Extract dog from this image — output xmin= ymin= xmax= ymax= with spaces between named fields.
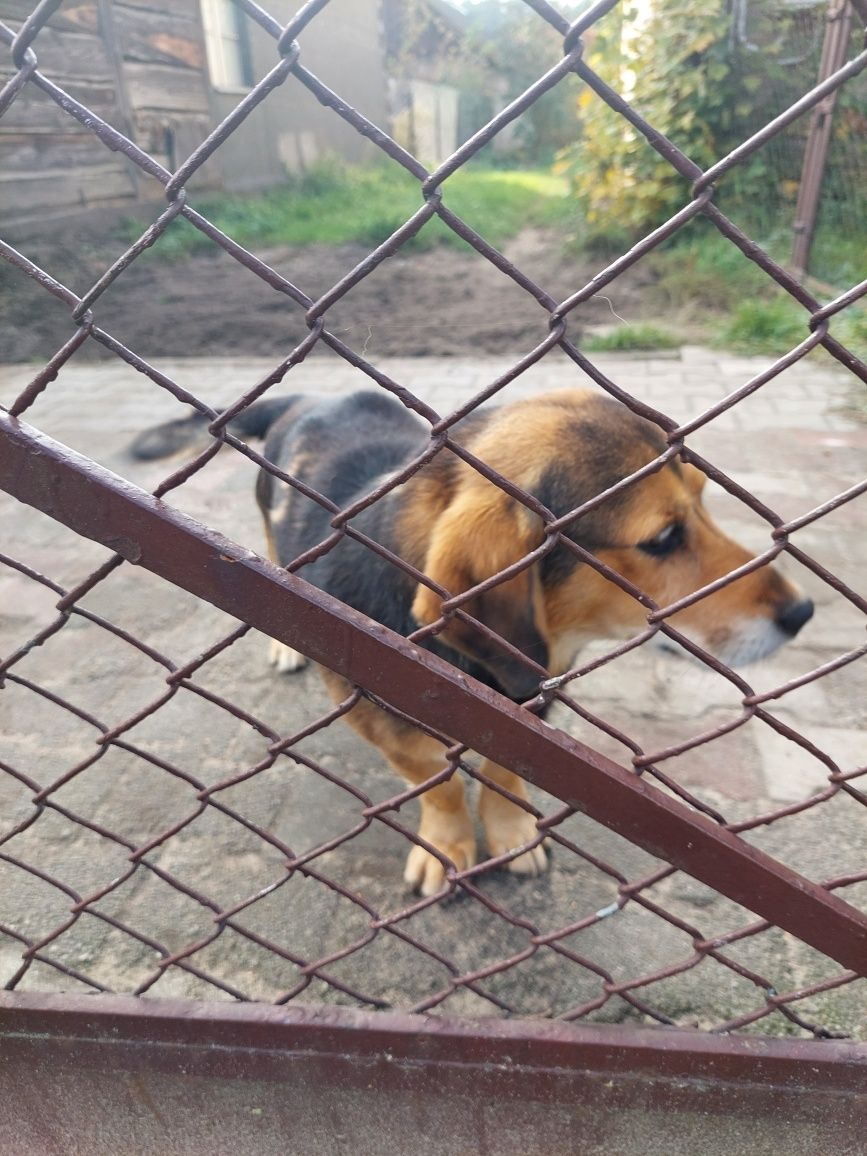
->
xmin=131 ymin=389 xmax=814 ymax=894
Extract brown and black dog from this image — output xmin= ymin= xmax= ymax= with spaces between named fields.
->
xmin=132 ymin=389 xmax=813 ymax=894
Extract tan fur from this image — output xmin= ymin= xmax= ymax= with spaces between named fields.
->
xmin=411 ymin=391 xmax=801 ymax=675
xmin=319 ymin=670 xmax=544 ymax=894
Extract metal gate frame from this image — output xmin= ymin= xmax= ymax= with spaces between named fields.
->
xmin=3 ymin=0 xmax=867 ymax=1148
xmin=2 ymin=412 xmax=867 ymax=978
xmin=1 ymin=406 xmax=866 ymax=1151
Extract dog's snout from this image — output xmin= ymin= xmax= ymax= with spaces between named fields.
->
xmin=775 ymin=597 xmax=814 ymax=638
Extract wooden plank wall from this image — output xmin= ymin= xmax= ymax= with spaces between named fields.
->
xmin=111 ymin=0 xmax=211 ymax=177
xmin=0 ymin=0 xmax=214 ymax=224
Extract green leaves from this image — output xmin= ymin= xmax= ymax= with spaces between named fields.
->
xmin=557 ymin=0 xmax=806 ymax=244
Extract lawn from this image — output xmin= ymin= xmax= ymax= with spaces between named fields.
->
xmin=121 ymin=163 xmax=576 ymax=257
xmin=649 ymin=224 xmax=866 ymax=359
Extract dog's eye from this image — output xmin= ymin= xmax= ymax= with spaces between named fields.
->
xmin=638 ymin=522 xmax=685 ymax=557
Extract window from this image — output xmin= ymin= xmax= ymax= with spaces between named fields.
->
xmin=201 ymin=0 xmax=254 ymax=92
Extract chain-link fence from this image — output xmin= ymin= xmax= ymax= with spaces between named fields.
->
xmin=726 ymin=0 xmax=867 ymax=277
xmin=1 ymin=0 xmax=866 ymax=1067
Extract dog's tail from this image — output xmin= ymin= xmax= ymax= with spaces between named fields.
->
xmin=128 ymin=395 xmax=301 ymax=460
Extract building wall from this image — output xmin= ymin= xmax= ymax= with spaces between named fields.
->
xmin=112 ymin=0 xmax=213 ymax=180
xmin=1 ymin=2 xmax=135 ymax=221
xmin=206 ymin=0 xmax=389 ymax=192
xmin=390 ymin=78 xmax=459 ymax=169
xmin=0 ymin=0 xmax=388 ymax=223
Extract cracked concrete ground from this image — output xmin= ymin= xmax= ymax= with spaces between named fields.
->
xmin=1 ymin=347 xmax=865 ymax=1038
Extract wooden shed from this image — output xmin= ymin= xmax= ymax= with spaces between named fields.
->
xmin=0 ymin=0 xmax=389 ymax=225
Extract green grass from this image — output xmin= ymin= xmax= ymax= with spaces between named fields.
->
xmin=718 ymin=294 xmax=866 ymax=360
xmin=718 ymin=294 xmax=807 ymax=355
xmin=583 ymin=323 xmax=679 ymax=352
xmin=651 ymin=228 xmax=768 ymax=314
xmin=809 ymin=222 xmax=866 ymax=291
xmin=837 ymin=306 xmax=867 ymax=362
xmin=649 ymin=221 xmax=867 ymax=359
xmin=119 ymin=163 xmax=574 ymax=258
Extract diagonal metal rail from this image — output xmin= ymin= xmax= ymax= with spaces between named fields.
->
xmin=2 ymin=410 xmax=866 ymax=980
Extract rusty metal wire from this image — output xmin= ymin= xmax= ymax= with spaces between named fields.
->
xmin=1 ymin=0 xmax=866 ymax=1040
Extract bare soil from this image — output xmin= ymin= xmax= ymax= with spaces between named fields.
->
xmin=1 ymin=227 xmax=661 ymax=363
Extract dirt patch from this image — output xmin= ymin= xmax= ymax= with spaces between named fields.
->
xmin=1 ymin=227 xmax=662 ymax=363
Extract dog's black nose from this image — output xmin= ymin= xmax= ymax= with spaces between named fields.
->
xmin=776 ymin=598 xmax=814 ymax=637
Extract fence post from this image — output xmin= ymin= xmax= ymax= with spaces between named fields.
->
xmin=791 ymin=0 xmax=853 ymax=276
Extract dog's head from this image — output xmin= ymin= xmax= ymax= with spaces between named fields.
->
xmin=412 ymin=390 xmax=813 ymax=698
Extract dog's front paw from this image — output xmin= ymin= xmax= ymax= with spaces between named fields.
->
xmin=480 ymin=797 xmax=548 ymax=878
xmin=404 ymin=832 xmax=476 ymax=897
xmin=268 ymin=638 xmax=308 ymax=673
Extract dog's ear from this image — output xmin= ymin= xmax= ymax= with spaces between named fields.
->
xmin=412 ymin=487 xmax=548 ymax=700
xmin=680 ymin=461 xmax=707 ymax=497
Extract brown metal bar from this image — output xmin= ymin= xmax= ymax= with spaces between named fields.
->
xmin=1 ymin=992 xmax=865 ymax=1156
xmin=791 ymin=0 xmax=853 ymax=276
xmin=1 ymin=991 xmax=865 ymax=1091
xmin=2 ymin=411 xmax=866 ymax=980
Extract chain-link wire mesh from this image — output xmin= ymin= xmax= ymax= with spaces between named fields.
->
xmin=1 ymin=0 xmax=866 ymax=1040
xmin=720 ymin=0 xmax=867 ymax=277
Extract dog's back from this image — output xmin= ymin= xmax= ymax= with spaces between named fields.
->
xmin=257 ymin=391 xmax=434 ymax=638
xmin=258 ymin=392 xmax=424 ymax=532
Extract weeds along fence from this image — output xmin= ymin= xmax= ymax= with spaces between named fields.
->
xmin=1 ymin=1 xmax=867 ymax=1149
xmin=715 ymin=0 xmax=867 ymax=278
